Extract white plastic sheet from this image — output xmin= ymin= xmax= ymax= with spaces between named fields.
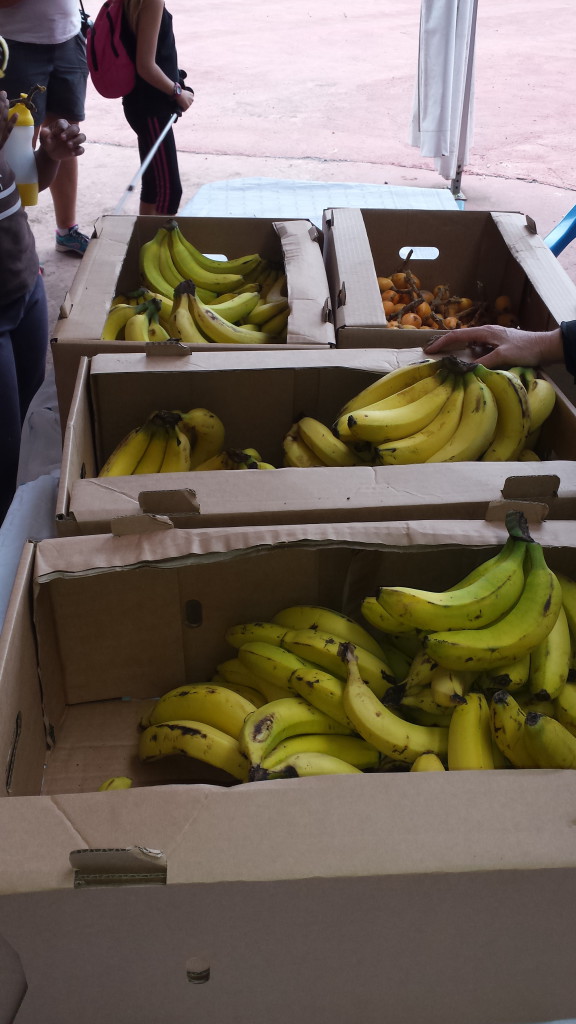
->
xmin=409 ymin=0 xmax=478 ymax=184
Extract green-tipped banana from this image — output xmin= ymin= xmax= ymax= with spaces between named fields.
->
xmin=138 ymin=720 xmax=249 ymax=781
xmin=424 ymin=541 xmax=562 ymax=672
xmin=139 ymin=683 xmax=256 ymax=737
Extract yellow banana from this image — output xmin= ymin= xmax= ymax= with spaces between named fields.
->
xmin=215 ymin=681 xmax=267 ymax=708
xmin=138 ymin=720 xmax=249 ymax=781
xmin=429 ymin=666 xmax=472 ymax=708
xmin=124 ymin=307 xmax=153 ymax=342
xmin=258 ymin=751 xmax=362 ymax=780
xmin=376 ymin=536 xmax=527 ymax=632
xmin=338 ymin=358 xmax=439 ymax=417
xmin=287 ymin=663 xmax=351 ymax=727
xmin=282 ymin=424 xmax=324 ymax=468
xmin=159 ymin=420 xmax=192 ymax=472
xmin=426 ymin=371 xmax=499 ymax=462
xmin=98 ymin=419 xmax=156 ymax=477
xmin=281 ymin=628 xmax=396 ymax=698
xmin=246 ymin=298 xmax=289 ymax=326
xmin=101 ymin=300 xmax=149 ymax=341
xmin=261 ymin=733 xmax=380 ymax=771
xmin=132 ymin=418 xmax=170 ymax=474
xmin=259 ymin=307 xmax=290 ymax=339
xmin=474 ymin=365 xmax=530 ymax=461
xmin=239 ymin=696 xmax=353 ymax=770
xmin=178 ymin=407 xmax=226 ymax=469
xmin=360 ymin=595 xmax=419 ymax=636
xmin=296 ymin=417 xmax=359 ymax=467
xmin=216 ymin=657 xmax=292 ymax=703
xmin=225 ymin=621 xmax=289 ymax=650
xmin=98 ymin=776 xmax=133 ymax=791
xmin=341 ymin=373 xmax=455 ymax=444
xmin=165 ymin=222 xmax=244 ymax=294
xmin=272 ymin=605 xmax=388 ymax=661
xmin=237 ymin=641 xmax=306 ymax=692
xmin=424 ymin=541 xmax=562 ymax=673
xmin=557 ymin=573 xmax=576 ymax=636
xmin=554 ymin=681 xmax=576 ymax=736
xmin=375 ymin=376 xmax=465 ymax=465
xmin=203 ymin=290 xmax=260 ymax=323
xmin=341 ymin=644 xmax=448 ymax=765
xmin=483 ymin=653 xmax=531 ymax=692
xmin=447 ymin=693 xmax=494 ymax=769
xmin=139 ymin=230 xmax=175 ymax=300
xmin=525 ymin=376 xmax=556 ymax=431
xmin=518 ymin=449 xmax=541 ymax=462
xmin=190 ymin=287 xmax=272 ymax=343
xmin=523 ymin=711 xmax=576 ymax=768
xmin=158 ymin=227 xmax=185 ymax=290
xmin=139 ymin=683 xmax=256 ymax=736
xmin=410 ymin=752 xmax=446 ymax=772
xmin=489 ymin=690 xmax=537 ymax=768
xmin=528 ymin=604 xmax=571 ymax=700
xmin=346 ymin=371 xmax=444 ymax=417
xmin=167 ymin=220 xmax=261 ymax=276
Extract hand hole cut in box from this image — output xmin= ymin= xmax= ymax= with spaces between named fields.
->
xmin=399 ymin=246 xmax=440 ymax=261
xmin=185 ymin=599 xmax=203 ymax=628
xmin=185 ymin=954 xmax=211 ymax=984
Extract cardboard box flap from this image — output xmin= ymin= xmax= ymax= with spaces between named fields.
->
xmin=138 ymin=489 xmax=200 ymax=515
xmin=274 ymin=219 xmax=335 ymax=345
xmin=69 ymin=846 xmax=167 ymax=887
xmin=490 ymin=211 xmax=576 ymax=323
xmin=324 ymin=208 xmax=385 ymax=326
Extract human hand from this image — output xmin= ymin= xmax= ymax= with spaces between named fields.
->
xmin=0 ymin=90 xmax=17 ymax=150
xmin=176 ymin=88 xmax=194 ymax=113
xmin=38 ymin=119 xmax=85 ymax=161
xmin=422 ymin=323 xmax=563 ymax=369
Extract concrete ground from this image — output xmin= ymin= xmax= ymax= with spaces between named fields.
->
xmin=24 ymin=0 xmax=576 ymax=330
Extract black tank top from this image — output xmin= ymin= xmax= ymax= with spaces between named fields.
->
xmin=123 ymin=6 xmax=180 ymax=115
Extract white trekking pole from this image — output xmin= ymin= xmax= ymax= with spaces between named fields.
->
xmin=113 ymin=112 xmax=179 ymax=214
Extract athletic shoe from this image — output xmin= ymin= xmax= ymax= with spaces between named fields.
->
xmin=55 ymin=226 xmax=90 ymax=256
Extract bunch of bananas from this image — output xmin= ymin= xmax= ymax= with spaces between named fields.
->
xmin=98 ymin=407 xmax=275 ymax=476
xmin=100 ymin=220 xmax=290 ymax=344
xmin=282 ymin=355 xmax=555 ymax=468
xmin=377 ymin=265 xmax=519 ymax=331
xmin=359 ymin=510 xmax=576 ymax=769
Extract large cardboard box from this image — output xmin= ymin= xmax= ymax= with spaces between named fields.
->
xmin=322 ymin=207 xmax=576 ymax=355
xmin=55 ymin=347 xmax=576 ymax=535
xmin=2 ymin=519 xmax=576 ymax=1023
xmin=51 ymin=214 xmax=336 ymax=429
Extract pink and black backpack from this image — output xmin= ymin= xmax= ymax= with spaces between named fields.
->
xmin=86 ymin=0 xmax=136 ymax=99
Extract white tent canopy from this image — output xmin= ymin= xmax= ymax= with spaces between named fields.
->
xmin=409 ymin=0 xmax=479 ymax=195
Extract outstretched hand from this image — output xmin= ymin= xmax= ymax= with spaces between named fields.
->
xmin=38 ymin=119 xmax=85 ymax=162
xmin=422 ymin=324 xmax=563 ymax=369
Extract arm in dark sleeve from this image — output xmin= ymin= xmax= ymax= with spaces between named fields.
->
xmin=561 ymin=321 xmax=576 ymax=379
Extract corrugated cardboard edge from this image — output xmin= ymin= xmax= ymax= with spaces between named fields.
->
xmin=274 ymin=219 xmax=335 ymax=346
xmin=322 ymin=208 xmax=385 ymax=331
xmin=491 ymin=211 xmax=576 ymax=323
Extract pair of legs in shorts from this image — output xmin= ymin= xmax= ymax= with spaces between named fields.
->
xmin=1 ymin=33 xmax=89 ymax=254
xmin=0 ymin=272 xmax=48 ymax=522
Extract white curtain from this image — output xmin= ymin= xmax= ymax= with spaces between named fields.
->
xmin=409 ymin=0 xmax=478 ymax=183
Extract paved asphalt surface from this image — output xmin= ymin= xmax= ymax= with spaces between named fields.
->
xmin=21 ymin=0 xmax=576 ymax=330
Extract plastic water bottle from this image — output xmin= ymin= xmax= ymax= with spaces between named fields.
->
xmin=3 ymin=94 xmax=38 ymax=207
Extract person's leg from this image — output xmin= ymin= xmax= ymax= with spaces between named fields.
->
xmin=11 ymin=273 xmax=49 ymax=424
xmin=0 ymin=292 xmax=28 ymax=522
xmin=124 ymin=104 xmax=182 ymax=216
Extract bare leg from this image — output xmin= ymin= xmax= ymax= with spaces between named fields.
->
xmin=50 ymin=156 xmax=79 ymax=230
xmin=139 ymin=201 xmax=157 ymax=215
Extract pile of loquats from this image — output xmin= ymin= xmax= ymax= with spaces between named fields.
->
xmin=378 ymin=265 xmax=519 ymax=332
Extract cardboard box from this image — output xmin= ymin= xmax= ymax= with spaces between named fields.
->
xmin=322 ymin=208 xmax=576 ymax=352
xmin=51 ymin=214 xmax=336 ymax=429
xmin=56 ymin=347 xmax=576 ymax=536
xmin=2 ymin=519 xmax=576 ymax=1023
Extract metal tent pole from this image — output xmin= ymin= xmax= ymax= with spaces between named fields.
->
xmin=450 ymin=0 xmax=479 ymax=201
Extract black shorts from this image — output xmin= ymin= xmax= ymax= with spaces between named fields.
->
xmin=1 ymin=33 xmax=88 ymax=125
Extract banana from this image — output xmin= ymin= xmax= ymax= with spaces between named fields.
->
xmin=98 ymin=419 xmax=156 ymax=477
xmin=400 ymin=684 xmax=454 ymax=718
xmin=398 ymin=648 xmax=439 ymax=696
xmin=424 ymin=541 xmax=562 ymax=673
xmin=523 ymin=711 xmax=576 ymax=769
xmin=138 ymin=720 xmax=249 ymax=781
xmin=264 ymin=272 xmax=287 ymax=302
xmin=216 ymin=657 xmax=292 ymax=703
xmin=360 ymin=595 xmax=419 ymax=636
xmin=516 ymin=692 xmax=555 ymax=716
xmin=158 ymin=228 xmax=185 ymax=291
xmin=429 ymin=666 xmax=472 ymax=708
xmin=139 ymin=683 xmax=256 ymax=736
xmin=483 ymin=653 xmax=531 ymax=692
xmin=426 ymin=371 xmax=499 ymax=462
xmin=554 ymin=681 xmax=576 ymax=736
xmin=246 ymin=298 xmax=289 ymax=326
xmin=132 ymin=418 xmax=170 ymax=474
xmin=147 ymin=306 xmax=172 ymax=342
xmin=190 ymin=287 xmax=271 ymax=343
xmin=489 ymin=690 xmax=538 ymax=768
xmin=281 ymin=628 xmax=396 ymax=698
xmin=525 ymin=376 xmax=556 ymax=431
xmin=528 ymin=604 xmax=571 ymax=700
xmin=133 ymin=288 xmax=173 ymax=324
xmin=341 ymin=644 xmax=448 ymax=765
xmin=282 ymin=424 xmax=324 ymax=468
xmin=287 ymin=663 xmax=351 ymax=727
xmin=260 ymin=307 xmax=290 ymax=339
xmin=258 ymin=751 xmax=362 ymax=780
xmin=338 ymin=358 xmax=439 ymax=417
xmin=178 ymin=407 xmax=226 ymax=469
xmin=346 ymin=371 xmax=444 ymax=417
xmin=101 ymin=300 xmax=149 ymax=341
xmin=376 ymin=536 xmax=527 ymax=632
xmin=410 ymin=752 xmax=446 ymax=772
xmin=272 ymin=605 xmax=388 ymax=661
xmin=139 ymin=230 xmax=176 ymax=300
xmin=261 ymin=733 xmax=380 ymax=771
xmin=225 ymin=621 xmax=289 ymax=650
xmin=159 ymin=419 xmax=192 ymax=472
xmin=296 ymin=417 xmax=359 ymax=467
xmin=169 ymin=285 xmax=209 ymax=344
xmin=340 ymin=373 xmax=455 ymax=444
xmin=165 ymin=222 xmax=245 ymax=294
xmin=375 ymin=375 xmax=465 ymax=465
xmin=167 ymin=220 xmax=262 ymax=276
xmin=239 ymin=697 xmax=353 ymax=770
xmin=474 ymin=365 xmax=530 ymax=461
xmin=204 ymin=290 xmax=260 ymax=323
xmin=216 ymin=681 xmax=267 ymax=708
xmin=98 ymin=776 xmax=133 ymax=791
xmin=556 ymin=573 xmax=576 ymax=637
xmin=237 ymin=641 xmax=307 ymax=691
xmin=125 ymin=307 xmax=153 ymax=342
xmin=447 ymin=692 xmax=494 ymax=769
xmin=193 ymin=451 xmax=238 ymax=471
